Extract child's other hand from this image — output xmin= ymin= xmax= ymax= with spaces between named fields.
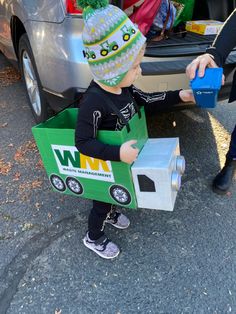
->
xmin=179 ymin=89 xmax=195 ymax=103
xmin=120 ymin=140 xmax=139 ymax=164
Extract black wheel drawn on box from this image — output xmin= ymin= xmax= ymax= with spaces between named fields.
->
xmin=50 ymin=174 xmax=66 ymax=192
xmin=66 ymin=177 xmax=84 ymax=195
xmin=109 ymin=185 xmax=131 ymax=205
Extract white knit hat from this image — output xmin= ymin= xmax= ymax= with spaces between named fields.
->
xmin=78 ymin=0 xmax=146 ymax=86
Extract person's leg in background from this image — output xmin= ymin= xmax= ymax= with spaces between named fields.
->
xmin=212 ymin=124 xmax=236 ymax=194
xmin=226 ymin=124 xmax=236 ymax=161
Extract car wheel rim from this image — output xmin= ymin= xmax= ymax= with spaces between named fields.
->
xmin=22 ymin=50 xmax=41 ymax=117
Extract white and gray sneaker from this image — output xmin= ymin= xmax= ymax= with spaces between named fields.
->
xmin=105 ymin=211 xmax=130 ymax=229
xmin=83 ymin=232 xmax=120 ymax=259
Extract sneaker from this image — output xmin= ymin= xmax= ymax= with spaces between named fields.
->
xmin=212 ymin=160 xmax=236 ymax=194
xmin=105 ymin=211 xmax=130 ymax=229
xmin=83 ymin=232 xmax=120 ymax=259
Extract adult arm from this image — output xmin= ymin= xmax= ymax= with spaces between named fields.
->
xmin=186 ymin=9 xmax=236 ymax=79
xmin=207 ymin=9 xmax=236 ymax=67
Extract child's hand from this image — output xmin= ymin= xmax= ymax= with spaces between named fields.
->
xmin=179 ymin=89 xmax=195 ymax=103
xmin=120 ymin=140 xmax=139 ymax=164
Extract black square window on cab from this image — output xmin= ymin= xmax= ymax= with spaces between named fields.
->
xmin=137 ymin=175 xmax=156 ymax=192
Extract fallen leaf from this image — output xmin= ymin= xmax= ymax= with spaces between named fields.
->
xmin=36 ymin=159 xmax=44 ymax=169
xmin=19 ymin=179 xmax=43 ymax=193
xmin=31 ymin=179 xmax=43 ymax=189
xmin=13 ymin=171 xmax=21 ymax=181
xmin=21 ymin=223 xmax=34 ymax=231
xmin=14 ymin=150 xmax=25 ymax=163
xmin=0 ymin=122 xmax=8 ymax=128
xmin=0 ymin=66 xmax=21 ymax=87
xmin=25 ymin=141 xmax=37 ymax=151
xmin=0 ymin=159 xmax=12 ymax=175
xmin=20 ymin=194 xmax=29 ymax=202
xmin=14 ymin=140 xmax=38 ymax=164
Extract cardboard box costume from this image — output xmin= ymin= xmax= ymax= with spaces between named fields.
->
xmin=32 ymin=107 xmax=185 ymax=211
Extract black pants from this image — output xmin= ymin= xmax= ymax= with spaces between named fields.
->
xmin=88 ymin=200 xmax=113 ymax=240
xmin=226 ymin=124 xmax=236 ymax=161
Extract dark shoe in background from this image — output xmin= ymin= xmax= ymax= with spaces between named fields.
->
xmin=212 ymin=160 xmax=236 ymax=194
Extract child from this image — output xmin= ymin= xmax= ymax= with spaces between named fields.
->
xmin=75 ymin=0 xmax=194 ymax=259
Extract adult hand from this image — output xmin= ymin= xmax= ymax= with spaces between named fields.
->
xmin=186 ymin=53 xmax=225 ymax=85
xmin=120 ymin=140 xmax=139 ymax=164
xmin=186 ymin=54 xmax=218 ymax=78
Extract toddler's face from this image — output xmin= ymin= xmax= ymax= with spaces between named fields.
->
xmin=118 ymin=48 xmax=144 ymax=88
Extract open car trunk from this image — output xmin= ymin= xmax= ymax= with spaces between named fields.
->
xmin=113 ymin=0 xmax=236 ymax=57
xmin=146 ymin=33 xmax=215 ymax=58
xmin=146 ymin=0 xmax=236 ymax=57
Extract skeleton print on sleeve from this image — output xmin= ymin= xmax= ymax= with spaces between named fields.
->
xmin=93 ymin=110 xmax=101 ymax=137
xmin=115 ymin=102 xmax=136 ymax=130
xmin=130 ymin=85 xmax=181 ymax=112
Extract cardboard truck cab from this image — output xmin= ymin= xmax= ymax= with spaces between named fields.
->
xmin=32 ymin=108 xmax=185 ymax=211
xmin=132 ymin=138 xmax=185 ymax=211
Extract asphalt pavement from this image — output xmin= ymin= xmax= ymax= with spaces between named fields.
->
xmin=0 ymin=52 xmax=236 ymax=314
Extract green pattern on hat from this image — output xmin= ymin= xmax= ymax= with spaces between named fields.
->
xmin=85 ymin=31 xmax=143 ymax=65
xmin=78 ymin=0 xmax=146 ymax=87
xmin=83 ymin=14 xmax=127 ymax=46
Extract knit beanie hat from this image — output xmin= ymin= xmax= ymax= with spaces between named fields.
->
xmin=77 ymin=0 xmax=146 ymax=87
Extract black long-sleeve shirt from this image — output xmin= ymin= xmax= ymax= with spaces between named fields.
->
xmin=75 ymin=81 xmax=181 ymax=161
xmin=206 ymin=9 xmax=236 ymax=67
xmin=206 ymin=8 xmax=236 ymax=102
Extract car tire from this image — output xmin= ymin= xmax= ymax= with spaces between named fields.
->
xmin=19 ymin=33 xmax=50 ymax=123
xmin=66 ymin=177 xmax=84 ymax=195
xmin=109 ymin=185 xmax=131 ymax=205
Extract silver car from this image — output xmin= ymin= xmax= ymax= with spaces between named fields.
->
xmin=0 ymin=0 xmax=236 ymax=123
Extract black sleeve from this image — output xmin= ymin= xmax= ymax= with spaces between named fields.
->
xmin=206 ymin=9 xmax=236 ymax=67
xmin=75 ymin=93 xmax=121 ymax=161
xmin=130 ymin=85 xmax=181 ymax=113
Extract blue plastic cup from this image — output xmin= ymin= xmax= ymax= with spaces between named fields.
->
xmin=190 ymin=68 xmax=223 ymax=108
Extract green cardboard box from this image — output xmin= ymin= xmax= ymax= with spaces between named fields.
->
xmin=32 ymin=108 xmax=148 ymax=209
